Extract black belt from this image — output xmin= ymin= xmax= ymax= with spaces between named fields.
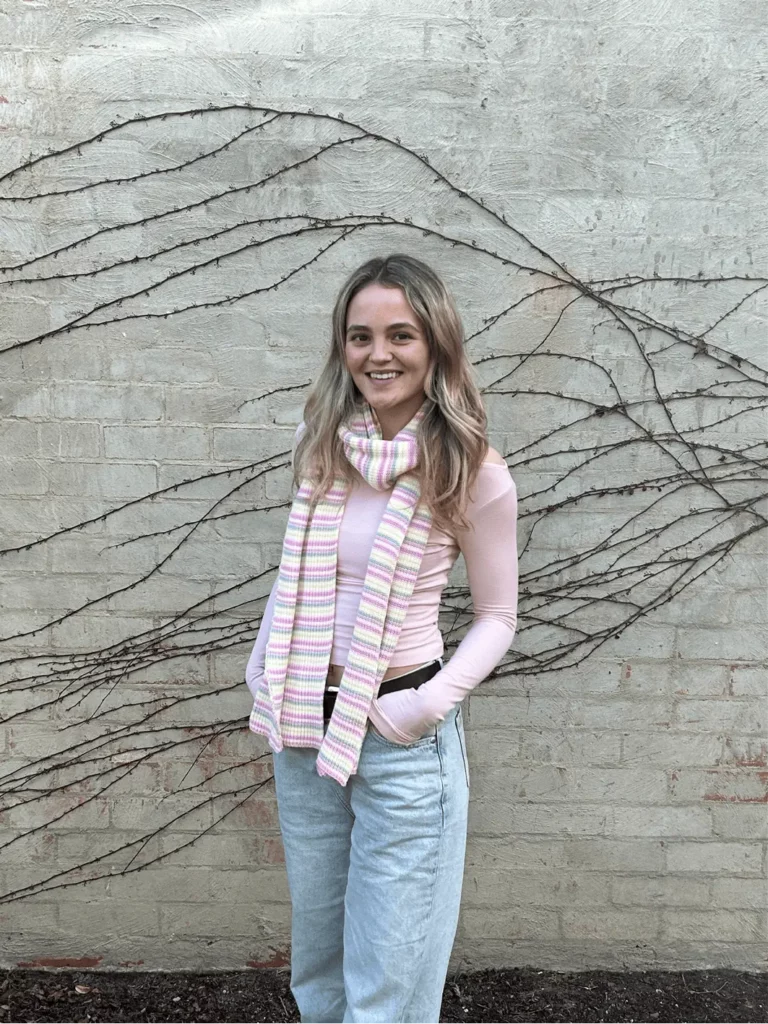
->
xmin=323 ymin=660 xmax=442 ymax=720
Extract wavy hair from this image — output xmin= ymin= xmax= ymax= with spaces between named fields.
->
xmin=293 ymin=253 xmax=489 ymax=533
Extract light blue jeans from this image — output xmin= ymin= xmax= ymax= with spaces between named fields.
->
xmin=272 ymin=703 xmax=470 ymax=1024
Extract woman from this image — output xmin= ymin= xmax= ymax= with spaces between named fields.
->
xmin=245 ymin=253 xmax=518 ymax=1024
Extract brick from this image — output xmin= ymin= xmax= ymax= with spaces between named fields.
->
xmin=424 ymin=20 xmax=541 ymax=64
xmin=670 ymin=768 xmax=768 ymax=804
xmin=464 ymin=728 xmax=521 ymax=765
xmin=5 ymin=794 xmax=110 ymax=831
xmin=460 ymin=906 xmax=560 ymax=941
xmin=0 ymin=419 xmax=40 ymax=457
xmin=669 ymin=663 xmax=730 ymax=697
xmin=159 ymin=900 xmax=290 ymax=937
xmin=721 ymin=737 xmax=768 ymax=769
xmin=313 ymin=16 xmax=425 ymax=58
xmin=675 ymin=698 xmax=766 ymax=734
xmin=0 ymin=460 xmax=47 ymax=495
xmin=467 ymin=695 xmax=569 ymax=730
xmin=56 ymin=831 xmax=150 ymax=866
xmin=0 ymin=830 xmax=57 ymax=864
xmin=470 ymin=802 xmax=615 ymax=837
xmin=711 ymin=804 xmax=768 ymax=840
xmin=465 ymin=868 xmax=610 ymax=908
xmin=712 ymin=878 xmax=768 ymax=910
xmin=466 ymin=837 xmax=568 ymax=871
xmin=104 ymin=426 xmax=208 ymax=461
xmin=45 ymin=461 xmax=157 ymax=497
xmin=471 ymin=766 xmax=668 ymax=805
xmin=518 ymin=730 xmax=622 ymax=765
xmin=59 ymin=901 xmax=161 ymax=936
xmin=53 ymin=383 xmax=163 ymax=421
xmin=38 ymin=422 xmax=102 ymax=459
xmin=561 ymin=909 xmax=660 ymax=941
xmin=49 ymin=535 xmax=158 ymax=575
xmin=105 ymin=348 xmax=216 ymax=384
xmin=210 ymin=868 xmax=290 ymax=903
xmin=662 ymin=909 xmax=766 ymax=942
xmin=110 ymin=796 xmax=214 ymax=832
xmin=178 ymin=16 xmax=311 ymax=56
xmin=611 ymin=876 xmax=711 ymax=908
xmin=730 ymin=667 xmax=767 ymax=697
xmin=261 ymin=836 xmax=286 ymax=865
xmin=159 ymin=833 xmax=263 ymax=868
xmin=165 ymin=386 xmax=257 ymax=425
xmin=494 ymin=660 xmax=621 ymax=697
xmin=0 ymin=902 xmax=58 ymax=936
xmin=674 ymin=627 xmax=768 ymax=662
xmin=611 ymin=807 xmax=712 ymax=838
xmin=564 ymin=839 xmax=665 ymax=874
xmin=666 ymin=842 xmax=763 ymax=875
xmin=162 ymin=756 xmax=271 ymax=794
xmin=2 ymin=575 xmax=95 ymax=611
xmin=212 ymin=426 xmax=295 ymax=463
xmin=622 ymin=732 xmax=722 ymax=768
xmin=571 ymin=699 xmax=672 ymax=730
xmin=157 ymin=539 xmax=261 ymax=579
xmin=0 ymin=381 xmax=52 ymax=418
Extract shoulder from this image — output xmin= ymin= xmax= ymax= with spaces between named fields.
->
xmin=466 ymin=449 xmax=516 ymax=516
xmin=482 ymin=446 xmax=506 ymax=466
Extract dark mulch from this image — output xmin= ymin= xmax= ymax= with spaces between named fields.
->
xmin=1 ymin=967 xmax=767 ymax=1023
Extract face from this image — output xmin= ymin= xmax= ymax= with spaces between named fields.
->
xmin=344 ymin=283 xmax=432 ymax=438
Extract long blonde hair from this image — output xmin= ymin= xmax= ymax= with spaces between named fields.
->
xmin=294 ymin=253 xmax=489 ymax=533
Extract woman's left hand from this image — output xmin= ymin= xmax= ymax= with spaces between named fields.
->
xmin=369 ymin=687 xmax=439 ymax=745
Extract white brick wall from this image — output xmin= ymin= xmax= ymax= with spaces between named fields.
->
xmin=1 ymin=0 xmax=766 ymax=973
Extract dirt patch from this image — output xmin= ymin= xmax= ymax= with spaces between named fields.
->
xmin=1 ymin=967 xmax=766 ymax=1022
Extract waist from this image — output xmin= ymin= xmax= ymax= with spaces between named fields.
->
xmin=326 ymin=661 xmax=427 ymax=688
xmin=323 ymin=659 xmax=442 ymax=714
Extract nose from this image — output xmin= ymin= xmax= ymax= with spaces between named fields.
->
xmin=368 ymin=335 xmax=395 ymax=365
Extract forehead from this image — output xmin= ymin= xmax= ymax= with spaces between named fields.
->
xmin=346 ymin=283 xmax=420 ymax=325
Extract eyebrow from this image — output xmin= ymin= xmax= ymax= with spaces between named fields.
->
xmin=346 ymin=322 xmax=418 ymax=333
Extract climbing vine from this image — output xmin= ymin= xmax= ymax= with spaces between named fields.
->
xmin=1 ymin=104 xmax=765 ymax=903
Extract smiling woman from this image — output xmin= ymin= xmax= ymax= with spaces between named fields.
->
xmin=244 ymin=253 xmax=518 ymax=1024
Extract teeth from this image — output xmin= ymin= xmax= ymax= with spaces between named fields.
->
xmin=369 ymin=372 xmax=400 ymax=379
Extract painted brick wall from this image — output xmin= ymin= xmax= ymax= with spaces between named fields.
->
xmin=1 ymin=0 xmax=766 ymax=972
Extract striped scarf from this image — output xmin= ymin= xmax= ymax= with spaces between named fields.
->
xmin=248 ymin=399 xmax=434 ymax=785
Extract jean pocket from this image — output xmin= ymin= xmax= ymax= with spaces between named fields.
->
xmin=368 ymin=722 xmax=436 ymax=749
xmin=454 ymin=705 xmax=470 ymax=788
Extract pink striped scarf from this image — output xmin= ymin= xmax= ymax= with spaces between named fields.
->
xmin=248 ymin=399 xmax=433 ymax=785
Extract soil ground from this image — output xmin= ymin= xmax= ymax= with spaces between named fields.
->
xmin=2 ymin=967 xmax=767 ymax=1023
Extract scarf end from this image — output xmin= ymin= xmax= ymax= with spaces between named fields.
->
xmin=315 ymin=759 xmax=355 ymax=786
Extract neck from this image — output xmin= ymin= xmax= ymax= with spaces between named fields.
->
xmin=372 ymin=396 xmax=428 ymax=440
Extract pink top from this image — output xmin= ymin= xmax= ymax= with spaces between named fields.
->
xmin=245 ymin=455 xmax=518 ymax=745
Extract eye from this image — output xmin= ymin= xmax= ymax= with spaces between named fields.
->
xmin=393 ymin=332 xmax=412 ymax=341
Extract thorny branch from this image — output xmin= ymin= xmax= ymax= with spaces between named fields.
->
xmin=0 ymin=105 xmax=765 ymax=902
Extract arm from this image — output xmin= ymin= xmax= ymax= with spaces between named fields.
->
xmin=245 ymin=577 xmax=280 ymax=699
xmin=245 ymin=420 xmax=305 ymax=698
xmin=370 ymin=470 xmax=518 ymax=743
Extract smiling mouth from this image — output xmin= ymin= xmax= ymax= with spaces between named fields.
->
xmin=366 ymin=372 xmax=403 ymax=380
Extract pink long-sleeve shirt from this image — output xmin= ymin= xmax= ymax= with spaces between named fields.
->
xmin=245 ymin=455 xmax=518 ymax=745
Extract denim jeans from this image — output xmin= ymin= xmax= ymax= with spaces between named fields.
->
xmin=272 ymin=703 xmax=470 ymax=1024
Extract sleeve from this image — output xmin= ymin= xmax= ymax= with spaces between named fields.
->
xmin=369 ymin=469 xmax=518 ymax=744
xmin=244 ymin=420 xmax=305 ymax=699
xmin=244 ymin=577 xmax=280 ymax=699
